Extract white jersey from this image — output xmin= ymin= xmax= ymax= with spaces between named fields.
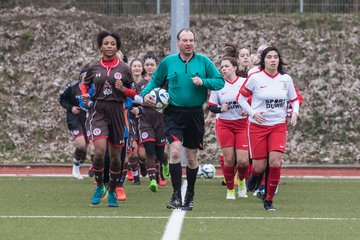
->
xmin=238 ymin=70 xmax=299 ymax=126
xmin=208 ymin=76 xmax=247 ymax=120
xmin=248 ymin=65 xmax=261 ymax=75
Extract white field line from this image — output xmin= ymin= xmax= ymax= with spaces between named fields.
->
xmin=0 ymin=215 xmax=359 ymax=221
xmin=161 ymin=180 xmax=188 ymax=240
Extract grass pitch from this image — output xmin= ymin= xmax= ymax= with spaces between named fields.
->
xmin=0 ymin=177 xmax=359 ymax=240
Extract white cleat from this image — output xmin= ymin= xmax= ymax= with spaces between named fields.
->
xmin=226 ymin=189 xmax=236 ymax=200
xmin=237 ymin=179 xmax=248 ymax=198
xmin=72 ymin=164 xmax=83 ymax=179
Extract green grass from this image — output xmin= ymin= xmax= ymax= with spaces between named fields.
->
xmin=0 ymin=177 xmax=359 ymax=240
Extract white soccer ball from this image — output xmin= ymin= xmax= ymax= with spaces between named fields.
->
xmin=149 ymin=88 xmax=170 ymax=110
xmin=201 ymin=164 xmax=216 ymax=179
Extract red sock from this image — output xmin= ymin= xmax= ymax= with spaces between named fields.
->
xmin=223 ymin=165 xmax=235 ymax=190
xmin=219 ymin=155 xmax=225 ymax=176
xmin=266 ymin=166 xmax=281 ymax=201
xmin=237 ymin=165 xmax=248 ymax=181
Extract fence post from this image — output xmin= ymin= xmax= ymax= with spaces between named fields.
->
xmin=157 ymin=0 xmax=161 ymax=14
xmin=300 ymin=0 xmax=304 ymax=13
xmin=170 ymin=0 xmax=190 ymax=54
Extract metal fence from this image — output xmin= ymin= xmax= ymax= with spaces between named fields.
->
xmin=1 ymin=0 xmax=359 ymax=14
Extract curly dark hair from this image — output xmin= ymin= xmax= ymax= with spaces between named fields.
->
xmin=96 ymin=31 xmax=121 ymax=51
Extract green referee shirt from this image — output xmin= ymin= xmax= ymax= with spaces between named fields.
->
xmin=141 ymin=52 xmax=224 ymax=107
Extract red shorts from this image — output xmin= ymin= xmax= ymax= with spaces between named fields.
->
xmin=216 ymin=118 xmax=248 ymax=150
xmin=248 ymin=122 xmax=288 ymax=160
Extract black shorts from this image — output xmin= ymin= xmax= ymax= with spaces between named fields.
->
xmin=67 ymin=112 xmax=88 ymax=141
xmin=163 ymin=105 xmax=204 ymax=150
xmin=86 ymin=100 xmax=125 ymax=146
xmin=139 ymin=107 xmax=166 ymax=146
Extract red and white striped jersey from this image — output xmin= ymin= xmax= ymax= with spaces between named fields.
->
xmin=238 ymin=70 xmax=299 ymax=126
xmin=208 ymin=76 xmax=247 ymax=120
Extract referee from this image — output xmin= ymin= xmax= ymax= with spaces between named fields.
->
xmin=142 ymin=28 xmax=224 ymax=211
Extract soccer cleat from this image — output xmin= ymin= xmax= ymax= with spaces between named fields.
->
xmin=162 ymin=162 xmax=170 ymax=179
xmin=247 ymin=173 xmax=262 ymax=192
xmin=107 ymin=191 xmax=118 ymax=207
xmin=149 ymin=179 xmax=158 ymax=192
xmin=91 ymin=185 xmax=106 ymax=205
xmin=263 ymin=200 xmax=276 ymax=211
xmin=257 ymin=185 xmax=266 ymax=201
xmin=182 ymin=191 xmax=194 ymax=211
xmin=116 ymin=187 xmax=126 ymax=201
xmin=139 ymin=161 xmax=147 ymax=177
xmin=237 ymin=179 xmax=248 ymax=198
xmin=133 ymin=176 xmax=141 ymax=185
xmin=158 ymin=173 xmax=167 ymax=186
xmin=166 ymin=191 xmax=182 ymax=209
xmin=72 ymin=164 xmax=83 ymax=179
xmin=101 ymin=188 xmax=108 ymax=201
xmin=88 ymin=166 xmax=94 ymax=178
xmin=127 ymin=171 xmax=134 ymax=181
xmin=226 ymin=189 xmax=236 ymax=200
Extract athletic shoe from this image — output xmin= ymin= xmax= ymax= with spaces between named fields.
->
xmin=253 ymin=189 xmax=259 ymax=196
xmin=88 ymin=166 xmax=94 ymax=178
xmin=247 ymin=173 xmax=262 ymax=192
xmin=226 ymin=189 xmax=236 ymax=200
xmin=149 ymin=179 xmax=158 ymax=192
xmin=116 ymin=187 xmax=126 ymax=201
xmin=101 ymin=188 xmax=108 ymax=201
xmin=107 ymin=191 xmax=118 ymax=207
xmin=127 ymin=171 xmax=134 ymax=181
xmin=158 ymin=177 xmax=167 ymax=186
xmin=182 ymin=191 xmax=194 ymax=211
xmin=263 ymin=200 xmax=276 ymax=211
xmin=237 ymin=179 xmax=248 ymax=198
xmin=166 ymin=191 xmax=182 ymax=209
xmin=91 ymin=185 xmax=106 ymax=205
xmin=133 ymin=176 xmax=141 ymax=185
xmin=72 ymin=164 xmax=83 ymax=179
xmin=162 ymin=162 xmax=170 ymax=179
xmin=139 ymin=161 xmax=147 ymax=177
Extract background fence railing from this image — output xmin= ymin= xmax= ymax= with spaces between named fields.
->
xmin=1 ymin=0 xmax=359 ymax=14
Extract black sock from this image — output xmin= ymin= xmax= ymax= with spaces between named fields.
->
xmin=186 ymin=166 xmax=199 ymax=194
xmin=170 ymin=163 xmax=182 ymax=193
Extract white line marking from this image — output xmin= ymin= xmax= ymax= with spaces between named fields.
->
xmin=0 ymin=215 xmax=358 ymax=221
xmin=161 ymin=180 xmax=188 ymax=240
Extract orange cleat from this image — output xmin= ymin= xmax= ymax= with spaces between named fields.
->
xmin=158 ymin=177 xmax=167 ymax=186
xmin=127 ymin=171 xmax=134 ymax=181
xmin=116 ymin=187 xmax=127 ymax=201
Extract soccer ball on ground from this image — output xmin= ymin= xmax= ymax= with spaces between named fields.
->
xmin=201 ymin=164 xmax=216 ymax=179
xmin=149 ymin=88 xmax=170 ymax=110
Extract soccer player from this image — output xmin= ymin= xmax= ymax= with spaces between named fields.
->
xmin=238 ymin=46 xmax=299 ymax=211
xmin=142 ymin=28 xmax=225 ymax=210
xmin=59 ymin=68 xmax=93 ymax=180
xmin=208 ymin=43 xmax=249 ymax=200
xmin=81 ymin=31 xmax=135 ymax=207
